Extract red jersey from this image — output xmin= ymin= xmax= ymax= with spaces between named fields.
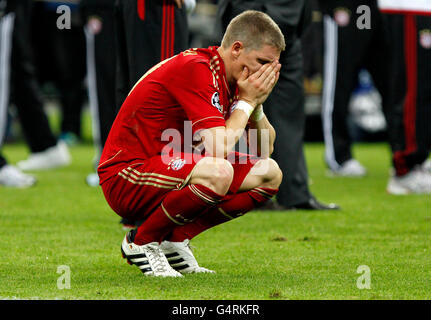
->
xmin=98 ymin=46 xmax=238 ymax=184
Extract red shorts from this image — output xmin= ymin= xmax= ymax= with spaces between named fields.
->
xmin=99 ymin=152 xmax=258 ymax=220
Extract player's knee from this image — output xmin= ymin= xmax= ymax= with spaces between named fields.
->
xmin=261 ymin=158 xmax=283 ymax=189
xmin=191 ymin=157 xmax=234 ymax=195
xmin=207 ymin=158 xmax=234 ymax=194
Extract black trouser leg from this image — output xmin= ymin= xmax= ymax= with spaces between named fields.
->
xmin=0 ymin=12 xmax=14 ymax=147
xmin=384 ymin=14 xmax=431 ymax=175
xmin=321 ymin=2 xmax=383 ymax=170
xmin=48 ymin=11 xmax=86 ymax=138
xmin=85 ymin=8 xmax=117 ymax=166
xmin=114 ymin=0 xmax=130 ymax=111
xmin=10 ymin=0 xmax=57 ymax=153
xmin=0 ymin=153 xmax=7 ymax=168
xmin=115 ymin=0 xmax=189 ymax=110
xmin=264 ymin=40 xmax=312 ymax=207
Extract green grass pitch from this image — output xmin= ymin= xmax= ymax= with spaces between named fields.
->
xmin=1 ymin=139 xmax=431 ymax=300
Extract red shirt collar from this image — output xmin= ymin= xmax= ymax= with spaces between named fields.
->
xmin=207 ymin=46 xmax=237 ymax=98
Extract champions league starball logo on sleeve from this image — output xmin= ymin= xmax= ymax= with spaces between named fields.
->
xmin=211 ymin=92 xmax=223 ymax=114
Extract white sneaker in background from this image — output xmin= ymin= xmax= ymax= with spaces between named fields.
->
xmin=161 ymin=239 xmax=215 ymax=274
xmin=86 ymin=172 xmax=99 ymax=187
xmin=184 ymin=0 xmax=196 ymax=13
xmin=17 ymin=141 xmax=71 ymax=171
xmin=328 ymin=159 xmax=367 ymax=177
xmin=121 ymin=231 xmax=183 ymax=277
xmin=0 ymin=165 xmax=36 ymax=188
xmin=387 ymin=166 xmax=431 ymax=195
xmin=422 ymin=159 xmax=431 ymax=173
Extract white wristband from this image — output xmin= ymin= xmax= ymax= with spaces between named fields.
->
xmin=234 ymin=100 xmax=254 ymax=117
xmin=250 ymin=104 xmax=265 ymax=121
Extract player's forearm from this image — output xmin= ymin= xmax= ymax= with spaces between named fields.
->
xmin=249 ymin=115 xmax=276 ymax=157
xmin=223 ymin=108 xmax=251 ymax=154
xmin=223 ymin=104 xmax=276 ymax=158
xmin=200 ymin=108 xmax=250 ymax=158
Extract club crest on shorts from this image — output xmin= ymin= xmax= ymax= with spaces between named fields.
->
xmin=334 ymin=7 xmax=351 ymax=27
xmin=420 ymin=30 xmax=431 ymax=49
xmin=211 ymin=92 xmax=223 ymax=113
xmin=168 ymin=158 xmax=186 ymax=171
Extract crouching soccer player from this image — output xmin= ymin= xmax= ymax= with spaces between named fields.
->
xmin=98 ymin=10 xmax=285 ymax=277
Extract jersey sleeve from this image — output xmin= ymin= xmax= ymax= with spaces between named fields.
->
xmin=168 ymin=59 xmax=226 ymax=134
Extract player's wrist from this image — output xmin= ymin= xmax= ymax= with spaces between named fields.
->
xmin=238 ymin=95 xmax=259 ymax=107
xmin=234 ymin=100 xmax=255 ymax=117
xmin=250 ymin=104 xmax=265 ymax=122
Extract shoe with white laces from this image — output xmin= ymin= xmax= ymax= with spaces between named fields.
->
xmin=0 ymin=165 xmax=36 ymax=188
xmin=121 ymin=230 xmax=183 ymax=277
xmin=17 ymin=141 xmax=71 ymax=171
xmin=387 ymin=166 xmax=431 ymax=195
xmin=160 ymin=239 xmax=215 ymax=274
xmin=328 ymin=159 xmax=367 ymax=177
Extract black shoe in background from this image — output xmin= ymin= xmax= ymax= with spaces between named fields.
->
xmin=258 ymin=200 xmax=289 ymax=211
xmin=287 ymin=196 xmax=340 ymax=211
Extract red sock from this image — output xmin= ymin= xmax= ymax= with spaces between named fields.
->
xmin=167 ymin=187 xmax=278 ymax=242
xmin=134 ymin=184 xmax=224 ymax=245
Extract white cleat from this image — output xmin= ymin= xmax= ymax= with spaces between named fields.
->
xmin=387 ymin=166 xmax=431 ymax=195
xmin=0 ymin=165 xmax=36 ymax=188
xmin=328 ymin=159 xmax=367 ymax=177
xmin=17 ymin=141 xmax=71 ymax=171
xmin=121 ymin=230 xmax=183 ymax=277
xmin=161 ymin=239 xmax=215 ymax=274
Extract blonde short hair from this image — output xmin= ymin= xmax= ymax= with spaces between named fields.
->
xmin=221 ymin=10 xmax=286 ymax=52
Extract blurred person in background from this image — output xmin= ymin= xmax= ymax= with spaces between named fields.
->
xmin=301 ymin=0 xmax=323 ymax=97
xmin=319 ymin=0 xmax=389 ymax=178
xmin=80 ymin=0 xmax=117 ymax=187
xmin=379 ymin=0 xmax=431 ymax=194
xmin=114 ymin=0 xmax=194 ymax=110
xmin=1 ymin=0 xmax=36 ymax=188
xmin=31 ymin=0 xmax=87 ymax=146
xmin=0 ymin=0 xmax=70 ymax=175
xmin=216 ymin=0 xmax=340 ymax=210
xmin=113 ymin=0 xmax=194 ymax=229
